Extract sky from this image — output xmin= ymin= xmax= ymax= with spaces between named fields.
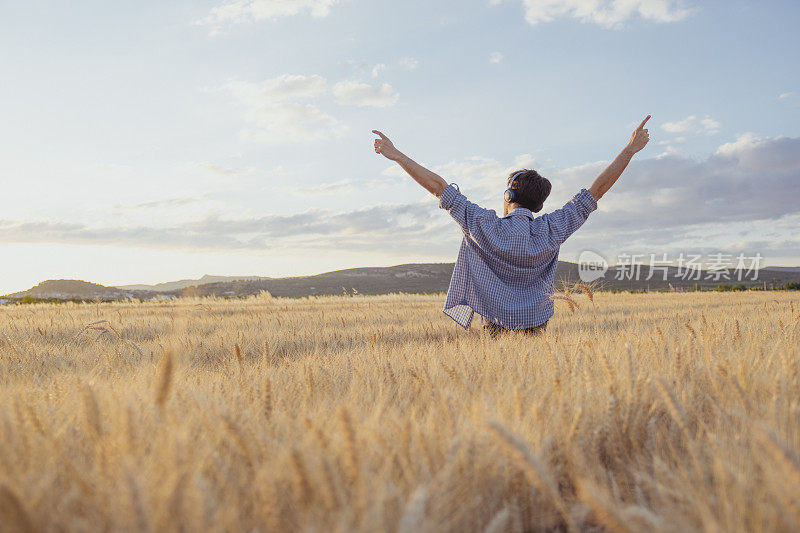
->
xmin=0 ymin=0 xmax=799 ymax=294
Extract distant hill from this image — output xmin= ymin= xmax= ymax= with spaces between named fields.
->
xmin=5 ymin=280 xmax=151 ymax=300
xmin=168 ymin=263 xmax=456 ymax=298
xmin=761 ymin=266 xmax=800 ymax=273
xmin=158 ymin=262 xmax=800 ymax=298
xmin=3 ymin=262 xmax=800 ymax=303
xmin=116 ymin=274 xmax=270 ymax=292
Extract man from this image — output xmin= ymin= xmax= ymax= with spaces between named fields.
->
xmin=372 ymin=116 xmax=650 ymax=336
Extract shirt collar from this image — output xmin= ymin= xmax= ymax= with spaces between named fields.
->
xmin=502 ymin=207 xmax=535 ymax=220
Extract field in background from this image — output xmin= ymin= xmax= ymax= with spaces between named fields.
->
xmin=1 ymin=292 xmax=799 ymax=531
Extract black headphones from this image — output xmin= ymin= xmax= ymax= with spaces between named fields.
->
xmin=504 ymin=170 xmax=525 ymax=204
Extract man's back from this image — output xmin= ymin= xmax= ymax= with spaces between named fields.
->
xmin=438 ymin=184 xmax=598 ymax=329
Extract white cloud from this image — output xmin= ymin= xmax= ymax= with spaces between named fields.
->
xmin=114 ymin=197 xmax=200 ymax=212
xmin=381 ymin=164 xmax=408 ymax=179
xmin=434 ymin=156 xmax=512 ymax=187
xmin=302 ymin=179 xmax=355 ymax=195
xmin=371 ymin=64 xmax=387 ymax=78
xmin=221 ymin=75 xmax=400 ymax=141
xmin=431 ymin=154 xmax=542 ymax=203
xmin=239 ymin=102 xmax=346 ymax=143
xmin=0 ymin=203 xmax=445 ymax=254
xmin=378 ymin=152 xmax=539 ymax=198
xmin=537 ymin=133 xmax=800 ymax=264
xmin=654 ymin=136 xmax=687 ymax=158
xmin=714 ymin=132 xmax=770 ymax=157
xmin=197 ymin=0 xmax=346 ymax=33
xmin=341 ymin=59 xmax=390 ymax=79
xmin=588 ymin=133 xmax=799 ymax=226
xmin=489 ymin=52 xmax=504 ymax=64
xmin=222 ymin=74 xmax=327 ymax=103
xmin=661 ymin=114 xmax=720 ymax=135
xmin=222 ymin=75 xmax=345 ymax=143
xmin=194 ymin=162 xmax=251 ymax=176
xmin=398 ymin=57 xmax=419 ymax=70
xmin=660 ymin=115 xmax=694 ymax=132
xmin=656 ymin=137 xmax=687 ymax=146
xmin=332 ymin=81 xmax=399 ymax=107
xmin=512 ymin=153 xmax=537 ymax=168
xmin=699 ymin=116 xmax=721 ymax=134
xmin=3 ymin=136 xmax=799 ymax=261
xmin=779 ymin=92 xmax=799 ymax=107
xmin=492 ymin=0 xmax=694 ymax=28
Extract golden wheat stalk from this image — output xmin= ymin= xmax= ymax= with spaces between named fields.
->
xmin=72 ymin=319 xmax=109 ymax=340
xmin=155 ymin=349 xmax=174 ymax=408
xmin=754 ymin=427 xmax=800 ymax=489
xmin=0 ymin=330 xmax=20 ymax=359
xmin=0 ymin=484 xmax=35 ymax=532
xmin=397 ymin=485 xmax=428 ymax=533
xmin=263 ymin=378 xmax=273 ymax=421
xmin=652 ymin=377 xmax=688 ymax=433
xmin=549 ymin=294 xmax=579 ymax=313
xmin=574 ymin=282 xmax=595 ymax=303
xmin=488 ymin=420 xmax=578 ymax=533
xmin=575 ymin=477 xmax=635 ymax=533
xmin=338 ymin=407 xmax=360 ymax=486
xmin=482 ymin=505 xmax=512 ymax=533
xmin=82 ymin=384 xmax=103 ymax=438
xmin=289 ymin=448 xmax=313 ymax=505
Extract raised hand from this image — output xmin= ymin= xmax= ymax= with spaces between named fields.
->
xmin=627 ymin=115 xmax=651 ymax=154
xmin=588 ymin=115 xmax=653 ymax=201
xmin=372 ymin=130 xmax=403 ymax=161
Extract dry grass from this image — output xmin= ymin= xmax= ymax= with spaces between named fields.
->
xmin=0 ymin=290 xmax=798 ymax=532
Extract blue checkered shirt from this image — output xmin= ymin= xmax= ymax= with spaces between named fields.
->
xmin=439 ymin=183 xmax=598 ymax=329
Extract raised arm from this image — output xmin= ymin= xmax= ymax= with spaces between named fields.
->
xmin=372 ymin=130 xmax=447 ymax=197
xmin=588 ymin=115 xmax=651 ymax=201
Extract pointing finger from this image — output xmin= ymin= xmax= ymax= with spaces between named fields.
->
xmin=637 ymin=115 xmax=651 ymax=130
xmin=372 ymin=130 xmax=388 ymax=140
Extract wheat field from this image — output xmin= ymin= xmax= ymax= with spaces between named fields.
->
xmin=0 ymin=291 xmax=798 ymax=532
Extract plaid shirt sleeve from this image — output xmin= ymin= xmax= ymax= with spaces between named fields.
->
xmin=540 ymin=188 xmax=598 ymax=246
xmin=439 ymin=183 xmax=501 ymax=244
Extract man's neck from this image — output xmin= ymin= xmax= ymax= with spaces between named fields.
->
xmin=504 ymin=203 xmax=521 ymax=216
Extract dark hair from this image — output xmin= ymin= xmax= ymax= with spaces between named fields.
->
xmin=507 ymin=169 xmax=551 ymax=212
